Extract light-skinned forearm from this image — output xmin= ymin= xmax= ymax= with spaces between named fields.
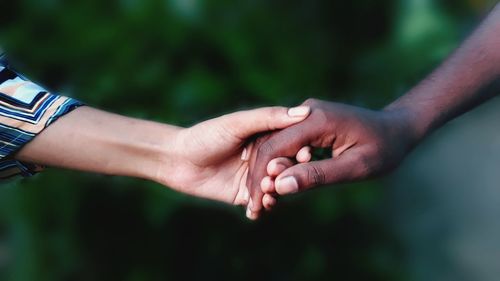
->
xmin=385 ymin=3 xmax=500 ymax=143
xmin=15 ymin=107 xmax=180 ymax=182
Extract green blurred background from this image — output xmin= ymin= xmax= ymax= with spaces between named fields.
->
xmin=0 ymin=0 xmax=498 ymax=280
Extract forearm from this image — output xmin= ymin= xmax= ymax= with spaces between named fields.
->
xmin=14 ymin=106 xmax=181 ymax=181
xmin=385 ymin=4 xmax=500 ymax=143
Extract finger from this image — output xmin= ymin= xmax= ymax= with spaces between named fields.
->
xmin=246 ymin=198 xmax=259 ymax=220
xmin=247 ymin=123 xmax=314 ymax=212
xmin=261 ymin=176 xmax=275 ymax=194
xmin=246 ymin=208 xmax=259 ymax=220
xmin=267 ymin=157 xmax=295 ymax=177
xmin=234 ymin=185 xmax=250 ymax=206
xmin=263 ymin=194 xmax=277 ymax=210
xmin=296 ymin=146 xmax=312 ymax=163
xmin=274 ymin=151 xmax=365 ymax=195
xmin=241 ymin=142 xmax=254 ymax=161
xmin=220 ymin=106 xmax=311 ymax=140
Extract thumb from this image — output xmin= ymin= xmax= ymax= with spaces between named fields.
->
xmin=273 ymin=152 xmax=364 ymax=195
xmin=218 ymin=106 xmax=310 ymax=140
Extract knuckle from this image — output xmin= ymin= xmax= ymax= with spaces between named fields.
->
xmin=268 ymin=106 xmax=286 ymax=129
xmin=303 ymin=98 xmax=319 ymax=106
xmin=310 ymin=107 xmax=328 ymax=125
xmin=269 ymin=106 xmax=286 ymax=115
xmin=307 ymin=165 xmax=326 ymax=186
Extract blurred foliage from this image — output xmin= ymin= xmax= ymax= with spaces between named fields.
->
xmin=0 ymin=0 xmax=497 ymax=280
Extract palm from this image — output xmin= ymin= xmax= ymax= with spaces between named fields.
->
xmin=155 ymin=106 xmax=310 ymax=207
xmin=163 ymin=117 xmax=251 ymax=205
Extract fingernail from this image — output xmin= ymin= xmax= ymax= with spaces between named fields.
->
xmin=276 ymin=176 xmax=299 ymax=194
xmin=288 ymin=106 xmax=310 ymax=117
xmin=241 ymin=148 xmax=248 ymax=161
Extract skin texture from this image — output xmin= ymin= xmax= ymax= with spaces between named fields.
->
xmin=246 ymin=99 xmax=413 ymax=216
xmin=247 ymin=3 xmax=500 ymax=217
xmin=15 ymin=105 xmax=310 ymax=208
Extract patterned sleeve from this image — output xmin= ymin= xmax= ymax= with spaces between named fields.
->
xmin=0 ymin=54 xmax=84 ymax=179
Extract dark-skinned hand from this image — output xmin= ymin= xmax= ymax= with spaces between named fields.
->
xmin=246 ymin=98 xmax=418 ymax=218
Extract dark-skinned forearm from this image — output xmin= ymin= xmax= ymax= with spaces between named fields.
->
xmin=385 ymin=4 xmax=500 ymax=144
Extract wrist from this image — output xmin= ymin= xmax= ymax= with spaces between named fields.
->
xmin=143 ymin=125 xmax=185 ymax=187
xmin=381 ymin=102 xmax=426 ymax=151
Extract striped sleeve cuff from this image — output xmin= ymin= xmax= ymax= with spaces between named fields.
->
xmin=0 ymin=58 xmax=84 ymax=179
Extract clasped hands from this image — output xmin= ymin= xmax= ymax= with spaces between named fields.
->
xmin=155 ymin=98 xmax=416 ymax=220
xmin=14 ymin=4 xmax=499 ymax=220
